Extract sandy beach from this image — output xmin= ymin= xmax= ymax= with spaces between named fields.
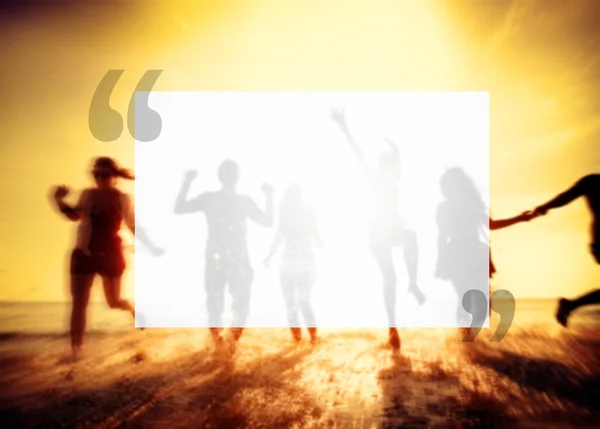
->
xmin=0 ymin=302 xmax=599 ymax=428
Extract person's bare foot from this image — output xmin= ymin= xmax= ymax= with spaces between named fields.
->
xmin=132 ymin=311 xmax=145 ymax=331
xmin=71 ymin=346 xmax=83 ymax=363
xmin=388 ymin=328 xmax=401 ymax=350
xmin=290 ymin=327 xmax=302 ymax=342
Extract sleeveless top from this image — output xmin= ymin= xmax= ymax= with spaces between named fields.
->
xmin=75 ymin=189 xmax=129 ymax=252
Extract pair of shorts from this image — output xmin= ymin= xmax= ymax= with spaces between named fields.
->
xmin=70 ymin=247 xmax=126 ymax=278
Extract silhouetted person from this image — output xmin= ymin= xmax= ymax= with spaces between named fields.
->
xmin=174 ymin=160 xmax=274 ymax=349
xmin=264 ymin=184 xmax=322 ymax=344
xmin=331 ymin=107 xmax=425 ymax=350
xmin=532 ymin=174 xmax=600 ymax=327
xmin=52 ymin=157 xmax=164 ymax=361
xmin=435 ymin=167 xmax=533 ymax=335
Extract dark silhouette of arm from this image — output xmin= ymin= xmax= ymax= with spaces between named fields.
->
xmin=174 ymin=173 xmax=208 ymax=214
xmin=331 ymin=108 xmax=370 ymax=174
xmin=536 ymin=175 xmax=591 ymax=214
xmin=489 ymin=212 xmax=534 ymax=230
xmin=246 ymin=191 xmax=274 ymax=228
xmin=264 ymin=232 xmax=284 ymax=266
xmin=53 ymin=187 xmax=87 ymax=222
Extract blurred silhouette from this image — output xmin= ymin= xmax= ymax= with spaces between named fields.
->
xmin=331 ymin=107 xmax=425 ymax=350
xmin=532 ymin=174 xmax=600 ymax=327
xmin=264 ymin=184 xmax=322 ymax=344
xmin=435 ymin=167 xmax=533 ymax=339
xmin=174 ymin=160 xmax=274 ymax=350
xmin=51 ymin=157 xmax=164 ymax=361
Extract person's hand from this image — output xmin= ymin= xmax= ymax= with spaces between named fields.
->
xmin=330 ymin=107 xmax=345 ymax=124
xmin=54 ymin=185 xmax=69 ymax=200
xmin=533 ymin=205 xmax=548 ymax=217
xmin=184 ymin=170 xmax=197 ymax=182
xmin=261 ymin=183 xmax=274 ymax=197
xmin=518 ymin=210 xmax=537 ymax=222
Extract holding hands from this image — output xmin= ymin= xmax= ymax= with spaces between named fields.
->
xmin=516 ymin=210 xmax=538 ymax=222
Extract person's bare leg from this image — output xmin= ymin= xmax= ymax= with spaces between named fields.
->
xmin=298 ymin=273 xmax=317 ymax=344
xmin=70 ymin=274 xmax=94 ymax=360
xmin=556 ymin=289 xmax=600 ymax=327
xmin=229 ymin=268 xmax=253 ymax=349
xmin=282 ymin=276 xmax=302 ymax=342
xmin=373 ymin=248 xmax=400 ymax=350
xmin=399 ymin=228 xmax=425 ymax=305
xmin=102 ymin=276 xmax=136 ymax=318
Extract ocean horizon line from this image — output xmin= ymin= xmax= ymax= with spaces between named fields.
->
xmin=0 ymin=297 xmax=558 ymax=305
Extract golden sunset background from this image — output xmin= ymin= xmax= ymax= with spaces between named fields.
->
xmin=1 ymin=0 xmax=599 ymax=303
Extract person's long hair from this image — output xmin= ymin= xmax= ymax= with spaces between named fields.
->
xmin=94 ymin=157 xmax=135 ymax=180
xmin=440 ymin=167 xmax=487 ymax=226
xmin=278 ymin=183 xmax=315 ymax=238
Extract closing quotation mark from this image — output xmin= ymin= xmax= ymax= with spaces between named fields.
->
xmin=461 ymin=289 xmax=515 ymax=342
xmin=89 ymin=70 xmax=163 ymax=142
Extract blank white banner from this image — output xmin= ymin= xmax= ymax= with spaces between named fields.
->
xmin=133 ymin=92 xmax=490 ymax=328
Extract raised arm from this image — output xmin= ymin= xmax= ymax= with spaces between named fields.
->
xmin=246 ymin=184 xmax=274 ymax=228
xmin=121 ymin=193 xmax=164 ymax=256
xmin=174 ymin=170 xmax=209 ymax=214
xmin=331 ymin=107 xmax=370 ymax=174
xmin=534 ymin=175 xmax=591 ymax=216
xmin=52 ymin=186 xmax=87 ymax=222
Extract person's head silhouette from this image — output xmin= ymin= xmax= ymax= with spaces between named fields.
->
xmin=218 ymin=160 xmax=240 ymax=188
xmin=439 ymin=167 xmax=486 ymax=214
xmin=92 ymin=157 xmax=134 ymax=189
xmin=281 ymin=183 xmax=303 ymax=207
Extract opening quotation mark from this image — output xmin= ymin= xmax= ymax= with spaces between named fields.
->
xmin=89 ymin=70 xmax=163 ymax=142
xmin=461 ymin=289 xmax=515 ymax=342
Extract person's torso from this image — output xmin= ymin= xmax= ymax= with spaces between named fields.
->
xmin=281 ymin=211 xmax=317 ymax=259
xmin=88 ymin=188 xmax=124 ymax=247
xmin=366 ymin=175 xmax=400 ymax=230
xmin=203 ymin=191 xmax=250 ymax=254
xmin=440 ymin=202 xmax=487 ymax=247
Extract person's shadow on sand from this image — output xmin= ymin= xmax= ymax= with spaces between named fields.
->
xmin=374 ymin=350 xmax=521 ymax=428
xmin=464 ymin=341 xmax=600 ymax=414
xmin=1 ymin=344 xmax=318 ymax=428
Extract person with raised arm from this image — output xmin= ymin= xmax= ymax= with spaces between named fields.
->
xmin=532 ymin=174 xmax=600 ymax=327
xmin=174 ymin=160 xmax=274 ymax=351
xmin=52 ymin=157 xmax=164 ymax=361
xmin=331 ymin=107 xmax=425 ymax=350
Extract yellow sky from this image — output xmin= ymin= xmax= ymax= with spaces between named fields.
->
xmin=0 ymin=0 xmax=598 ymax=302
